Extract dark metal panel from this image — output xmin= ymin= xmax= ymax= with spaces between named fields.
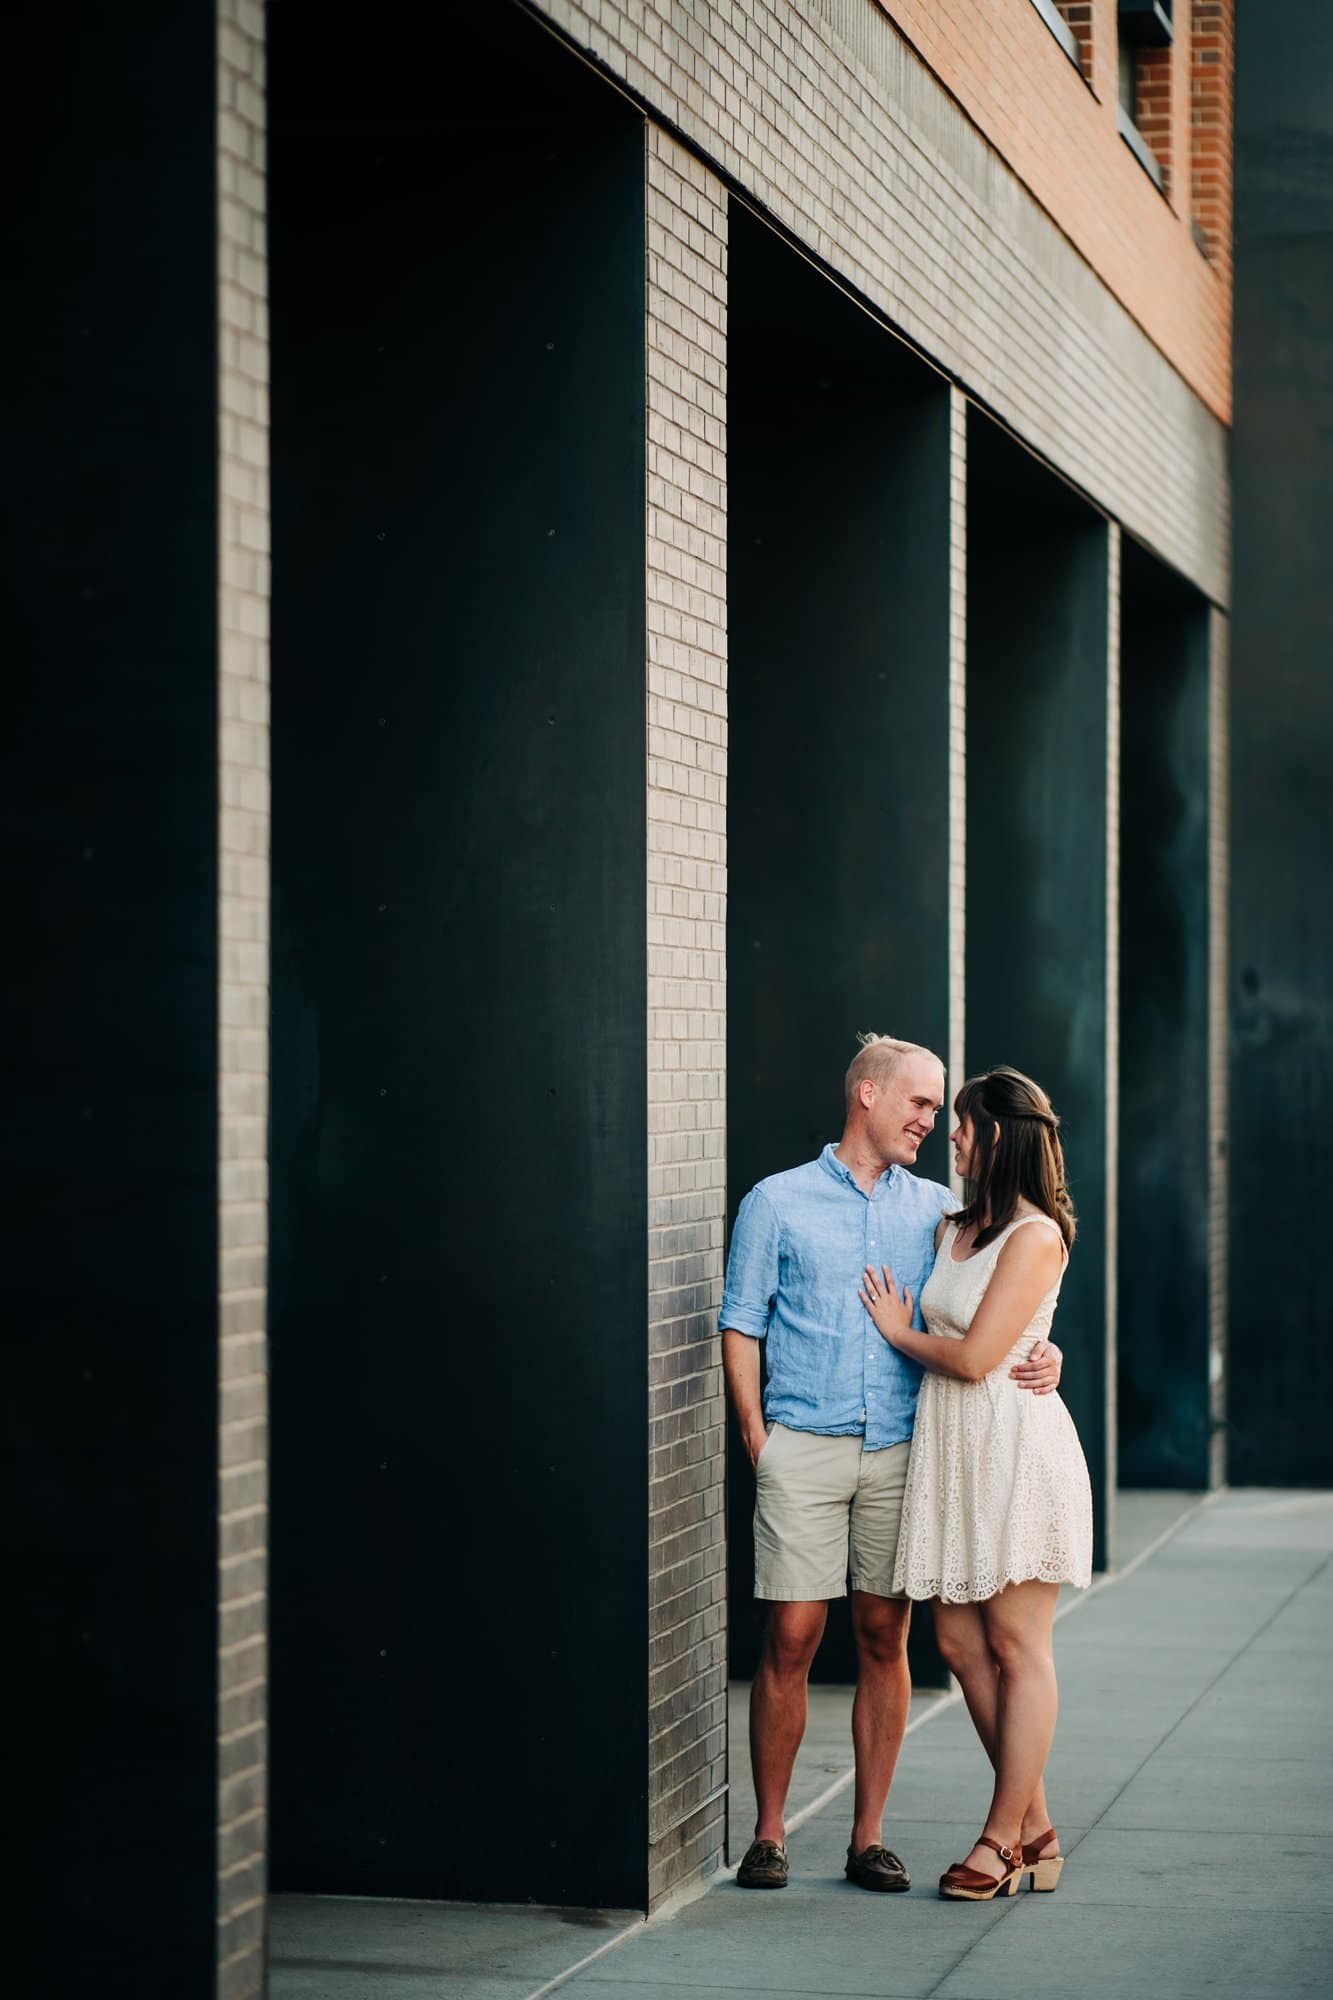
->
xmin=268 ymin=2 xmax=650 ymax=1910
xmin=965 ymin=413 xmax=1113 ymax=1571
xmin=4 ymin=6 xmax=221 ymax=1990
xmin=1229 ymin=1 xmax=1333 ymax=1483
xmin=726 ymin=209 xmax=953 ymax=1687
xmin=1118 ymin=543 xmax=1212 ymax=1488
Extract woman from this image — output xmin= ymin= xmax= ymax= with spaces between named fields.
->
xmin=859 ymin=1066 xmax=1092 ymax=1902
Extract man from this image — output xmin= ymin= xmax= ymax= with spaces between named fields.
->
xmin=720 ymin=1033 xmax=1062 ymax=1892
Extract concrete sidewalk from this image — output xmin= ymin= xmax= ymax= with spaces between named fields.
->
xmin=270 ymin=1489 xmax=1333 ymax=2000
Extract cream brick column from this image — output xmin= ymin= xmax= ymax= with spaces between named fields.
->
xmin=1207 ymin=607 xmax=1229 ymax=1487
xmin=644 ymin=126 xmax=730 ymax=1910
xmin=216 ymin=3 xmax=270 ymax=1993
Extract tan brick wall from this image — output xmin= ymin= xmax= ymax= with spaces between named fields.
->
xmin=870 ymin=0 xmax=1229 ymax=418
xmin=530 ymin=0 xmax=1228 ymax=608
xmin=217 ymin=2 xmax=269 ymax=1993
xmin=644 ymin=127 xmax=730 ymax=1911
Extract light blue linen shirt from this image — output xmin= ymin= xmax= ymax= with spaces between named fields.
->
xmin=719 ymin=1143 xmax=958 ymax=1450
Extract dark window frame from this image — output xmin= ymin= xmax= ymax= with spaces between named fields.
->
xmin=1028 ymin=0 xmax=1083 ymax=73
xmin=1117 ymin=98 xmax=1165 ymax=190
xmin=1115 ymin=0 xmax=1172 ymax=195
xmin=1118 ymin=0 xmax=1175 ymax=49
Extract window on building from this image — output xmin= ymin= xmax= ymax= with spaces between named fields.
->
xmin=1120 ymin=0 xmax=1174 ymax=32
xmin=1117 ymin=0 xmax=1174 ymax=194
xmin=1118 ymin=38 xmax=1138 ymax=121
xmin=1029 ymin=1 xmax=1095 ymax=82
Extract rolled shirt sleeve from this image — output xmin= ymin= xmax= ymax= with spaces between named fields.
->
xmin=719 ymin=1186 xmax=781 ymax=1339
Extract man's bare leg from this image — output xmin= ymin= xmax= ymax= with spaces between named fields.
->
xmin=750 ymin=1600 xmax=827 ymax=1843
xmin=848 ymin=1592 xmax=913 ymax=1852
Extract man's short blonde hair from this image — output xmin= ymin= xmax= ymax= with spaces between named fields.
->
xmin=844 ymin=1031 xmax=944 ymax=1113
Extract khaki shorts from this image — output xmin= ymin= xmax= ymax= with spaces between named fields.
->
xmin=753 ymin=1424 xmax=910 ymax=1602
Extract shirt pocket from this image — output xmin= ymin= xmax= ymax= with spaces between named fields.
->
xmin=873 ymin=1255 xmax=929 ymax=1331
xmin=789 ymin=1225 xmax=870 ymax=1323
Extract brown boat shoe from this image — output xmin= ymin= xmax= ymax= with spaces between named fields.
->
xmin=845 ymin=1842 xmax=911 ymax=1892
xmin=736 ymin=1837 xmax=789 ymax=1888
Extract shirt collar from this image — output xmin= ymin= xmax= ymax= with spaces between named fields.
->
xmin=819 ymin=1141 xmax=899 ymax=1195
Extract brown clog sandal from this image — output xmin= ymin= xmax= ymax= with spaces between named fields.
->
xmin=938 ymin=1834 xmax=1023 ymax=1901
xmin=1021 ymin=1828 xmax=1064 ymax=1893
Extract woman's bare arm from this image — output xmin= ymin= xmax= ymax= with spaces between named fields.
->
xmin=860 ymin=1225 xmax=1065 ymax=1382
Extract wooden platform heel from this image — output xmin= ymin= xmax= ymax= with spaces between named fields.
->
xmin=1022 ymin=1829 xmax=1064 ymax=1893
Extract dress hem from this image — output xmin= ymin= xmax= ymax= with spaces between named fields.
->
xmin=896 ymin=1569 xmax=1092 ymax=1604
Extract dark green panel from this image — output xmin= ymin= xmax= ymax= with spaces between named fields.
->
xmin=727 ymin=209 xmax=953 ymax=1687
xmin=1229 ymin=1 xmax=1333 ymax=1483
xmin=1118 ymin=542 xmax=1212 ymax=1489
xmin=965 ymin=414 xmax=1112 ymax=1570
xmin=5 ymin=6 xmax=221 ymax=1992
xmin=269 ymin=2 xmax=649 ymax=1909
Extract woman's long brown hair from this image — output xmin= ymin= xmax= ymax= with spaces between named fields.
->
xmin=952 ymin=1066 xmax=1076 ymax=1251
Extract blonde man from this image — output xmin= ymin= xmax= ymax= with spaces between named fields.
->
xmin=721 ymin=1034 xmax=1063 ymax=1892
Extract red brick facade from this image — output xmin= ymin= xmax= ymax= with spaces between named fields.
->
xmin=1134 ymin=44 xmax=1176 ymax=197
xmin=1055 ymin=3 xmax=1096 ymax=81
xmin=1191 ymin=0 xmax=1235 ymax=277
xmin=874 ymin=0 xmax=1234 ymax=421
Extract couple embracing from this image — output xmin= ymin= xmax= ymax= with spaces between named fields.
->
xmin=722 ymin=1032 xmax=1092 ymax=1902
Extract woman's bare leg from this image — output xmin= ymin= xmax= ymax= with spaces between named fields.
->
xmin=933 ymin=1599 xmax=1055 ymax=1854
xmin=954 ymin=1580 xmax=1061 ymax=1881
xmin=933 ymin=1599 xmax=999 ymax=1744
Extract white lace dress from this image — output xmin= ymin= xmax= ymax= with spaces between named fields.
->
xmin=893 ymin=1212 xmax=1093 ymax=1603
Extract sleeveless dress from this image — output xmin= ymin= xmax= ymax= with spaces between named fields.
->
xmin=892 ymin=1212 xmax=1093 ymax=1603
